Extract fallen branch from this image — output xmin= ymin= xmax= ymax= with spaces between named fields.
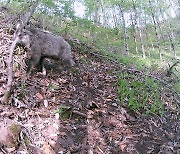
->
xmin=1 ymin=37 xmax=19 ymax=104
xmin=166 ymin=60 xmax=180 ymax=77
xmin=1 ymin=0 xmax=39 ymax=104
xmin=72 ymin=110 xmax=87 ymax=118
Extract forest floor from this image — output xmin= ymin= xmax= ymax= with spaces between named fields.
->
xmin=0 ymin=9 xmax=180 ymax=154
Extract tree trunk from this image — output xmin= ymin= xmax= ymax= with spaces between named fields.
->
xmin=132 ymin=0 xmax=146 ymax=58
xmin=112 ymin=6 xmax=118 ymax=28
xmin=1 ymin=37 xmax=19 ymax=104
xmin=149 ymin=0 xmax=162 ymax=60
xmin=178 ymin=0 xmax=180 ymax=18
xmin=93 ymin=0 xmax=99 ymax=23
xmin=161 ymin=8 xmax=177 ymax=59
xmin=130 ymin=10 xmax=138 ymax=54
xmin=155 ymin=1 xmax=165 ymax=43
xmin=118 ymin=2 xmax=129 ymax=55
xmin=138 ymin=20 xmax=146 ymax=58
xmin=100 ymin=0 xmax=108 ymax=27
xmin=143 ymin=12 xmax=153 ymax=57
xmin=168 ymin=23 xmax=176 ymax=58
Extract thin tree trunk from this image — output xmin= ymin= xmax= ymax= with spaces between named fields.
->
xmin=132 ymin=0 xmax=146 ymax=58
xmin=161 ymin=8 xmax=177 ymax=59
xmin=156 ymin=18 xmax=165 ymax=43
xmin=130 ymin=10 xmax=138 ymax=54
xmin=168 ymin=23 xmax=176 ymax=58
xmin=149 ymin=0 xmax=162 ymax=60
xmin=155 ymin=1 xmax=165 ymax=43
xmin=100 ymin=0 xmax=107 ymax=27
xmin=145 ymin=31 xmax=153 ymax=57
xmin=112 ymin=6 xmax=118 ymax=28
xmin=138 ymin=20 xmax=146 ymax=58
xmin=143 ymin=12 xmax=155 ymax=54
xmin=1 ymin=37 xmax=18 ymax=104
xmin=118 ymin=2 xmax=129 ymax=55
xmin=143 ymin=12 xmax=153 ymax=57
xmin=178 ymin=0 xmax=180 ymax=18
xmin=93 ymin=0 xmax=99 ymax=23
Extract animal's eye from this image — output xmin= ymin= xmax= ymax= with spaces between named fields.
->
xmin=19 ymin=34 xmax=23 ymax=39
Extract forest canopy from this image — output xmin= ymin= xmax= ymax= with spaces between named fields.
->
xmin=1 ymin=0 xmax=179 ymax=61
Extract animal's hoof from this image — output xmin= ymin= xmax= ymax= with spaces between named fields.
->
xmin=42 ymin=66 xmax=47 ymax=76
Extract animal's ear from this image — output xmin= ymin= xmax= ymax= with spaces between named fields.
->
xmin=21 ymin=26 xmax=27 ymax=33
xmin=25 ymin=30 xmax=33 ymax=36
xmin=15 ymin=20 xmax=24 ymax=37
xmin=16 ymin=22 xmax=21 ymax=30
xmin=16 ymin=20 xmax=23 ymax=30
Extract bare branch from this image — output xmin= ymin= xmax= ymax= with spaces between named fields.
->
xmin=1 ymin=37 xmax=19 ymax=104
xmin=1 ymin=0 xmax=39 ymax=105
xmin=166 ymin=60 xmax=180 ymax=77
xmin=23 ymin=0 xmax=39 ymax=25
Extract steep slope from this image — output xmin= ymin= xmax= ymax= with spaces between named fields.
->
xmin=0 ymin=9 xmax=179 ymax=154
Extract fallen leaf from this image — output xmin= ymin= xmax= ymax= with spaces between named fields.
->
xmin=58 ymin=78 xmax=67 ymax=84
xmin=42 ymin=142 xmax=56 ymax=154
xmin=0 ymin=87 xmax=5 ymax=95
xmin=36 ymin=93 xmax=44 ymax=100
xmin=44 ymin=100 xmax=48 ymax=108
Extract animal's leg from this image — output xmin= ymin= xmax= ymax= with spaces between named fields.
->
xmin=26 ymin=53 xmax=41 ymax=76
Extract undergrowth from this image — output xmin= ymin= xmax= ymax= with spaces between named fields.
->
xmin=117 ymin=73 xmax=165 ymax=116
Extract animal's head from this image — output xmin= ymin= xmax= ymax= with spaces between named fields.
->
xmin=15 ymin=21 xmax=33 ymax=48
